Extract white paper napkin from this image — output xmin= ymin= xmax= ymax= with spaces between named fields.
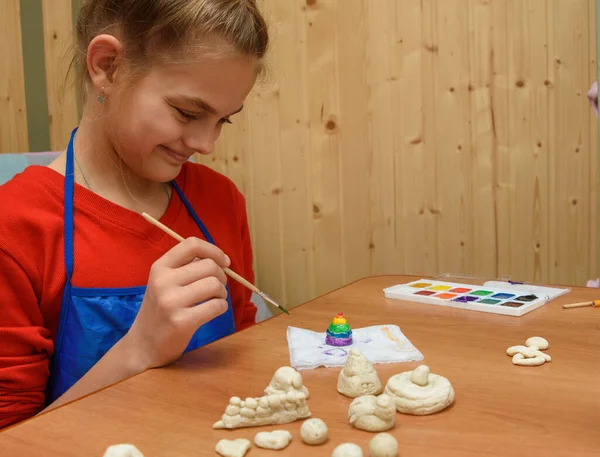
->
xmin=287 ymin=324 xmax=424 ymax=370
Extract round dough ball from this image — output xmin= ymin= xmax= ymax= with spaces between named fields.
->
xmin=102 ymin=444 xmax=144 ymax=457
xmin=301 ymin=418 xmax=328 ymax=445
xmin=332 ymin=443 xmax=363 ymax=457
xmin=369 ymin=433 xmax=398 ymax=457
xmin=525 ymin=336 xmax=548 ymax=350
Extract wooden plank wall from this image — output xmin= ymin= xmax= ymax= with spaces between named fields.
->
xmin=0 ymin=0 xmax=29 ymax=152
xmin=200 ymin=0 xmax=599 ymax=308
xmin=1 ymin=0 xmax=598 ymax=310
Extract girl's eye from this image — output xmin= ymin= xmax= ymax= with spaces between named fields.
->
xmin=174 ymin=107 xmax=198 ymax=121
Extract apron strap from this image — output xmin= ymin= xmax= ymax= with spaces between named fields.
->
xmin=63 ymin=128 xmax=78 ymax=281
xmin=172 ymin=181 xmax=216 ymax=244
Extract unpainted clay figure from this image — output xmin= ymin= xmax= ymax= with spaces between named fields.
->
xmin=215 ymin=439 xmax=252 ymax=457
xmin=337 ymin=348 xmax=383 ymax=398
xmin=369 ymin=433 xmax=399 ymax=457
xmin=264 ymin=366 xmax=310 ymax=398
xmin=102 ymin=444 xmax=144 ymax=457
xmin=300 ymin=418 xmax=329 ymax=445
xmin=254 ymin=430 xmax=293 ymax=450
xmin=348 ymin=393 xmax=396 ymax=432
xmin=332 ymin=443 xmax=364 ymax=457
xmin=213 ymin=367 xmax=311 ymax=429
xmin=507 ymin=336 xmax=551 ymax=367
xmin=384 ymin=365 xmax=455 ymax=415
xmin=525 ymin=336 xmax=549 ymax=350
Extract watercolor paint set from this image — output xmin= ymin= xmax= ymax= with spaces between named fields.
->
xmin=383 ymin=279 xmax=570 ymax=316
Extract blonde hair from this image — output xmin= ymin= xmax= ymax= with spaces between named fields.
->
xmin=72 ymin=0 xmax=269 ymax=95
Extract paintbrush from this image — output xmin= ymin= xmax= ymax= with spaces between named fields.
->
xmin=141 ymin=212 xmax=289 ymax=315
xmin=563 ymin=300 xmax=600 ymax=309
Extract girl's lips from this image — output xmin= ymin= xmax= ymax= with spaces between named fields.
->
xmin=161 ymin=146 xmax=189 ymax=163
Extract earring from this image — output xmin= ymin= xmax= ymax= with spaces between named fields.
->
xmin=97 ymin=86 xmax=106 ymax=104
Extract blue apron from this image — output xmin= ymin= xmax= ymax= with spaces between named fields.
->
xmin=46 ymin=128 xmax=236 ymax=403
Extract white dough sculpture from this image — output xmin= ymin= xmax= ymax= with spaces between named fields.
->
xmin=102 ymin=444 xmax=144 ymax=457
xmin=348 ymin=393 xmax=396 ymax=432
xmin=215 ymin=439 xmax=252 ymax=457
xmin=213 ymin=367 xmax=311 ymax=429
xmin=369 ymin=433 xmax=399 ymax=457
xmin=507 ymin=336 xmax=551 ymax=367
xmin=332 ymin=443 xmax=364 ymax=457
xmin=254 ymin=430 xmax=293 ymax=450
xmin=526 ymin=336 xmax=549 ymax=350
xmin=300 ymin=418 xmax=329 ymax=445
xmin=265 ymin=366 xmax=310 ymax=398
xmin=337 ymin=348 xmax=383 ymax=398
xmin=384 ymin=365 xmax=455 ymax=415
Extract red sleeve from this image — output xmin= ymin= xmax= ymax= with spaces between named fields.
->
xmin=0 ymin=249 xmax=53 ymax=430
xmin=237 ymin=194 xmax=257 ymax=331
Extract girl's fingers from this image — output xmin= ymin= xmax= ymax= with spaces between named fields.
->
xmin=156 ymin=237 xmax=231 ymax=269
xmin=176 ymin=275 xmax=228 ymax=308
xmin=172 ymin=258 xmax=227 ymax=287
xmin=177 ymin=298 xmax=229 ymax=328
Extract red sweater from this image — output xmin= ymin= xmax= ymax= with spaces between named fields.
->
xmin=0 ymin=162 xmax=256 ymax=429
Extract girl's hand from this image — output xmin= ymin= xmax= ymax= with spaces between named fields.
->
xmin=126 ymin=237 xmax=231 ymax=369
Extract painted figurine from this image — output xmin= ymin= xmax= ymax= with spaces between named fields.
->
xmin=325 ymin=312 xmax=353 ymax=346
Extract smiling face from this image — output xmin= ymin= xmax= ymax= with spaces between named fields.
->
xmin=103 ymin=50 xmax=258 ymax=182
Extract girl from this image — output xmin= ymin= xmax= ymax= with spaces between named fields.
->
xmin=0 ymin=0 xmax=268 ymax=429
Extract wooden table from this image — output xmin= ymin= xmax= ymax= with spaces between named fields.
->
xmin=1 ymin=275 xmax=600 ymax=457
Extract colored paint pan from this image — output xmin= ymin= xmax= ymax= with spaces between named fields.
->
xmin=435 ymin=293 xmax=457 ymax=300
xmin=471 ymin=290 xmax=493 ymax=296
xmin=452 ymin=295 xmax=478 ymax=303
xmin=449 ymin=287 xmax=472 ymax=294
xmin=414 ymin=290 xmax=435 ymax=296
xmin=410 ymin=282 xmax=432 ymax=288
xmin=491 ymin=293 xmax=515 ymax=300
xmin=478 ymin=298 xmax=501 ymax=305
xmin=429 ymin=285 xmax=453 ymax=291
xmin=515 ymin=294 xmax=537 ymax=302
xmin=501 ymin=301 xmax=523 ymax=308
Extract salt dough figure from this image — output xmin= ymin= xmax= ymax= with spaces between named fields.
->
xmin=254 ymin=430 xmax=293 ymax=450
xmin=214 ymin=367 xmax=311 ymax=429
xmin=369 ymin=433 xmax=399 ymax=457
xmin=338 ymin=348 xmax=383 ymax=398
xmin=384 ymin=365 xmax=455 ymax=415
xmin=332 ymin=443 xmax=364 ymax=457
xmin=102 ymin=444 xmax=144 ymax=457
xmin=507 ymin=336 xmax=551 ymax=367
xmin=265 ymin=366 xmax=310 ymax=398
xmin=300 ymin=418 xmax=329 ymax=445
xmin=525 ymin=336 xmax=549 ymax=350
xmin=215 ymin=439 xmax=252 ymax=457
xmin=326 ymin=312 xmax=353 ymax=346
xmin=348 ymin=393 xmax=396 ymax=432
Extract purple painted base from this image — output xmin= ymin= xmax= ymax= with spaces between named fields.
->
xmin=325 ymin=335 xmax=353 ymax=346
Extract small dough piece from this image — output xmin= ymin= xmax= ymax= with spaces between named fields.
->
xmin=300 ymin=418 xmax=329 ymax=445
xmin=102 ymin=445 xmax=144 ymax=457
xmin=507 ymin=345 xmax=551 ymax=365
xmin=332 ymin=443 xmax=364 ymax=457
xmin=526 ymin=336 xmax=549 ymax=350
xmin=512 ymin=353 xmax=545 ymax=367
xmin=384 ymin=365 xmax=455 ymax=415
xmin=216 ymin=439 xmax=251 ymax=457
xmin=337 ymin=348 xmax=383 ymax=398
xmin=369 ymin=433 xmax=399 ymax=457
xmin=254 ymin=430 xmax=292 ymax=450
xmin=348 ymin=394 xmax=396 ymax=432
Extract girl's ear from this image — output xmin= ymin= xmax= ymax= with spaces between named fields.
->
xmin=87 ymin=34 xmax=124 ymax=98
